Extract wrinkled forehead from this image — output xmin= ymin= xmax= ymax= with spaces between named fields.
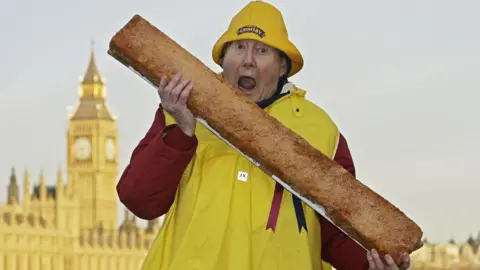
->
xmin=225 ymin=39 xmax=276 ymax=50
xmin=222 ymin=39 xmax=284 ymax=58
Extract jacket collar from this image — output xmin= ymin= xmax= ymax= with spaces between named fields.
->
xmin=256 ymin=82 xmax=295 ymax=109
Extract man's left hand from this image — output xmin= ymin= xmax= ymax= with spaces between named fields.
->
xmin=366 ymin=249 xmax=409 ymax=270
xmin=366 ymin=242 xmax=423 ymax=270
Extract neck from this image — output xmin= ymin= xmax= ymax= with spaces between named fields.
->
xmin=256 ymin=83 xmax=290 ymax=109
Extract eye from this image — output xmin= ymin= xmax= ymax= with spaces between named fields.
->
xmin=257 ymin=47 xmax=268 ymax=54
xmin=235 ymin=43 xmax=244 ymax=50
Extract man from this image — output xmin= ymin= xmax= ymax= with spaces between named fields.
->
xmin=117 ymin=1 xmax=418 ymax=269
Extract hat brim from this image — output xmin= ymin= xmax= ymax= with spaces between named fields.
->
xmin=212 ymin=33 xmax=303 ymax=78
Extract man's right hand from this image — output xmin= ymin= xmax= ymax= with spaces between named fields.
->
xmin=157 ymin=72 xmax=196 ymax=137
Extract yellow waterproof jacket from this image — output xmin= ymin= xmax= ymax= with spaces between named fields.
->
xmin=142 ymin=85 xmax=339 ymax=270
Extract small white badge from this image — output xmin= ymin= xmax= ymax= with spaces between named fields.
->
xmin=237 ymin=171 xmax=248 ymax=182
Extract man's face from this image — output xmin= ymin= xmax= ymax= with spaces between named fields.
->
xmin=222 ymin=39 xmax=287 ymax=102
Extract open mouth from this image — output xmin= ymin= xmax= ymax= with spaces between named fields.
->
xmin=238 ymin=76 xmax=256 ymax=91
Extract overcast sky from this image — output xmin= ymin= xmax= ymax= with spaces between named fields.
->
xmin=1 ymin=0 xmax=479 ymax=244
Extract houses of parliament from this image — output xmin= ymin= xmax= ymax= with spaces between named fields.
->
xmin=1 ymin=46 xmax=480 ymax=270
xmin=0 ymin=47 xmax=160 ymax=269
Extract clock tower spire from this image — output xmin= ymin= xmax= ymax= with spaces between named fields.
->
xmin=79 ymin=40 xmax=106 ymax=100
xmin=67 ymin=42 xmax=119 ymax=230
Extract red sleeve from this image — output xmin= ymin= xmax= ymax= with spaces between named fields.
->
xmin=116 ymin=105 xmax=198 ymax=220
xmin=320 ymin=133 xmax=369 ymax=270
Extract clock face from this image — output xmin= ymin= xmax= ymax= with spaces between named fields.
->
xmin=74 ymin=137 xmax=91 ymax=160
xmin=105 ymin=138 xmax=116 ymax=161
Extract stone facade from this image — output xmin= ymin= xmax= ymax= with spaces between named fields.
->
xmin=0 ymin=45 xmax=159 ymax=270
xmin=410 ymin=236 xmax=480 ymax=270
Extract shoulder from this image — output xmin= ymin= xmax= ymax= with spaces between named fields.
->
xmin=268 ymin=83 xmax=341 ymax=157
xmin=288 ymin=85 xmax=356 ymax=164
xmin=283 ymin=83 xmax=338 ymax=126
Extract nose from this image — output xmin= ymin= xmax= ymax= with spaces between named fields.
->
xmin=241 ymin=48 xmax=255 ymax=68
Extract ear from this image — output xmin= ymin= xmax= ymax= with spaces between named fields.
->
xmin=279 ymin=57 xmax=288 ymax=77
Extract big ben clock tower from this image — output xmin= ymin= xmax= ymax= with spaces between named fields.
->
xmin=67 ymin=44 xmax=118 ymax=230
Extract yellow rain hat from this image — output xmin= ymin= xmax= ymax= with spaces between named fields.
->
xmin=212 ymin=1 xmax=304 ymax=77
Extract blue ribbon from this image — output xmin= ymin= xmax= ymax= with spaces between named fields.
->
xmin=292 ymin=194 xmax=308 ymax=232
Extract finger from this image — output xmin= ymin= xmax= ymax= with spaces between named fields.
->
xmin=366 ymin=251 xmax=376 ymax=269
xmin=371 ymin=249 xmax=384 ymax=269
xmin=158 ymin=76 xmax=169 ymax=97
xmin=384 ymin=254 xmax=399 ymax=270
xmin=164 ymin=72 xmax=183 ymax=101
xmin=171 ymin=78 xmax=191 ymax=103
xmin=178 ymin=80 xmax=194 ymax=105
xmin=398 ymin=253 xmax=410 ymax=270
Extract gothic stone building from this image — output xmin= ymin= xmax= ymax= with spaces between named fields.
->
xmin=0 ymin=47 xmax=159 ymax=270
